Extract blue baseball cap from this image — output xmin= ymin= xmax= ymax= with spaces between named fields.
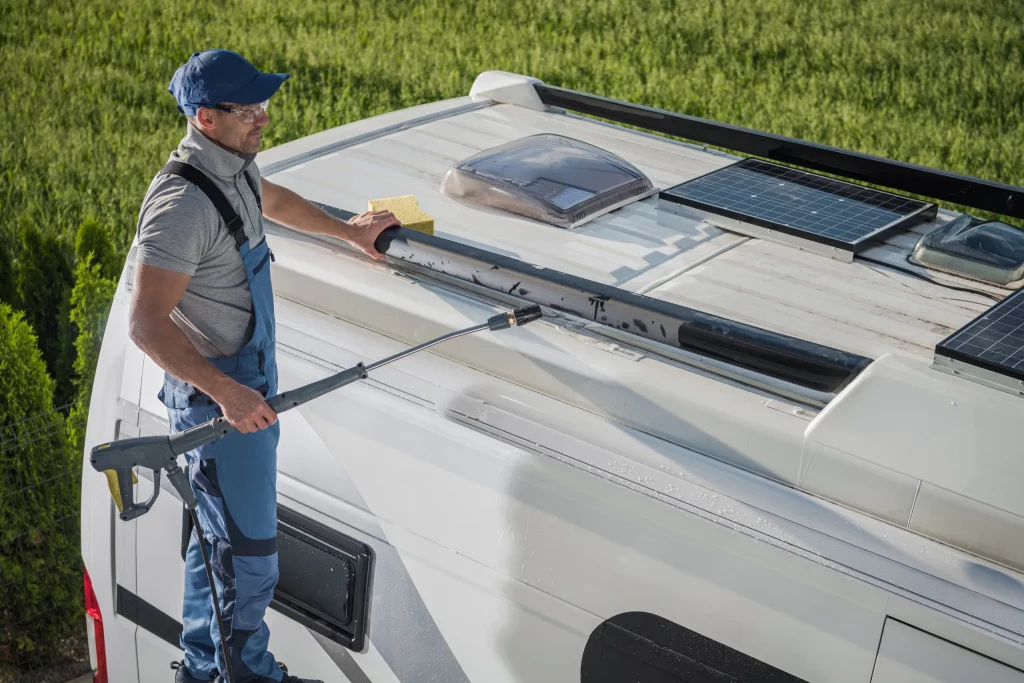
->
xmin=168 ymin=49 xmax=290 ymax=116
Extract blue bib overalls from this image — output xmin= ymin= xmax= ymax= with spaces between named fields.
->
xmin=157 ymin=161 xmax=283 ymax=682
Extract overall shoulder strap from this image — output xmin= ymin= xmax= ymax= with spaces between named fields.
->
xmin=161 ymin=161 xmax=247 ymax=250
xmin=242 ymin=169 xmax=262 ymax=212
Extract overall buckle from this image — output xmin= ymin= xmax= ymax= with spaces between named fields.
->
xmin=226 ymin=215 xmax=247 ymax=249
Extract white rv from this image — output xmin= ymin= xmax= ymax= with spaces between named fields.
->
xmin=81 ymin=71 xmax=1024 ymax=683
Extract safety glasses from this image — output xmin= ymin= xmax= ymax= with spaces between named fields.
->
xmin=210 ymin=100 xmax=270 ymax=124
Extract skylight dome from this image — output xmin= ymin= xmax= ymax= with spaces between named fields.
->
xmin=440 ymin=134 xmax=655 ymax=228
xmin=912 ymin=214 xmax=1024 ymax=285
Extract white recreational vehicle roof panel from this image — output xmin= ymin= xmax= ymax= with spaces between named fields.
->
xmin=645 ymin=224 xmax=994 ymax=360
xmin=263 ymin=101 xmax=999 ymax=363
xmin=266 ymin=102 xmax=739 ymax=288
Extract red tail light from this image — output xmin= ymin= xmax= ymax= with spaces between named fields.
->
xmin=83 ymin=565 xmax=108 ymax=683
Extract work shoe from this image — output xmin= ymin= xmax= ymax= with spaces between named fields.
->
xmin=170 ymin=661 xmax=218 ymax=682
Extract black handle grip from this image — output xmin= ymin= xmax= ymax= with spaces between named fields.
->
xmin=374 ymin=226 xmax=401 ymax=255
xmin=118 ymin=465 xmax=145 ymax=519
xmin=120 ymin=469 xmax=161 ymax=521
xmin=91 ymin=435 xmax=179 ymax=519
xmin=266 ymin=364 xmax=367 ymax=413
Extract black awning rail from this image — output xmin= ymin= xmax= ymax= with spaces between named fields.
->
xmin=534 ymin=83 xmax=1024 ymax=221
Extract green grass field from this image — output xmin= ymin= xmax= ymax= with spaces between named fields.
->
xmin=3 ymin=0 xmax=1024 ymax=255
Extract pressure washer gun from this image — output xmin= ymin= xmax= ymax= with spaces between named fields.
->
xmin=90 ymin=305 xmax=544 ymax=521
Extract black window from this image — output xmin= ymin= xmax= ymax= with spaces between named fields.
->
xmin=581 ymin=612 xmax=808 ymax=683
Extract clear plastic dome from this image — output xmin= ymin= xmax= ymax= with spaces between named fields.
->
xmin=440 ymin=134 xmax=655 ymax=228
xmin=911 ymin=214 xmax=1024 ymax=285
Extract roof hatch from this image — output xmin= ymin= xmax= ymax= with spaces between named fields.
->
xmin=439 ymin=133 xmax=655 ymax=228
xmin=911 ymin=214 xmax=1024 ymax=286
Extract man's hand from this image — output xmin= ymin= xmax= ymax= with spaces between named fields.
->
xmin=345 ymin=210 xmax=401 ymax=260
xmin=215 ymin=381 xmax=278 ymax=434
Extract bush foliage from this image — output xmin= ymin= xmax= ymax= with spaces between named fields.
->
xmin=67 ymin=259 xmax=117 ymax=456
xmin=0 ymin=305 xmax=81 ymax=669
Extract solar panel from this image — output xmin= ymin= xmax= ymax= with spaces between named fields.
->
xmin=659 ymin=158 xmax=937 ymax=261
xmin=935 ymin=288 xmax=1024 ymax=395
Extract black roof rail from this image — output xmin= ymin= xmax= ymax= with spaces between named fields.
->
xmin=320 ymin=199 xmax=872 ymax=396
xmin=534 ymin=84 xmax=1024 ymax=221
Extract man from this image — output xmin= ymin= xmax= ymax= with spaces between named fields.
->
xmin=130 ymin=49 xmax=399 ymax=683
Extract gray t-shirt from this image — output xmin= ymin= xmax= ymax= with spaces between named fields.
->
xmin=135 ymin=123 xmax=266 ymax=358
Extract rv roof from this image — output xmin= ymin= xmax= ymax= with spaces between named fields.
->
xmin=259 ymin=95 xmax=1002 ymax=364
xmin=255 ymin=74 xmax=1024 ymax=574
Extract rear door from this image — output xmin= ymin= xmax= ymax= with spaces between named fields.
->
xmin=129 ymin=354 xmax=189 ymax=681
xmin=87 ymin=260 xmax=144 ymax=683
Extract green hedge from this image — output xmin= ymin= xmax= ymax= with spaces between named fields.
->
xmin=0 ymin=304 xmax=80 ymax=670
xmin=12 ymin=221 xmax=75 ymax=407
xmin=0 ymin=227 xmax=116 ymax=673
xmin=68 ymin=258 xmax=117 ymax=456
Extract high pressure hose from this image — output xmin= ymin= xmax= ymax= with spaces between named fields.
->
xmin=190 ymin=508 xmax=234 ymax=683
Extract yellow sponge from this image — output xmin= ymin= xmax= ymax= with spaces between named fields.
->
xmin=368 ymin=195 xmax=434 ymax=236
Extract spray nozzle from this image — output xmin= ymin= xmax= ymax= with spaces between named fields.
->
xmin=488 ymin=305 xmax=543 ymax=331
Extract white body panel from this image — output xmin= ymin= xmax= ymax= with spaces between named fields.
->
xmin=81 ymin=76 xmax=1024 ymax=682
xmin=872 ymin=620 xmax=1024 ymax=683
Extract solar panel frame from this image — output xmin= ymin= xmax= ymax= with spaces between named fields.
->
xmin=659 ymin=159 xmax=938 ymax=260
xmin=935 ymin=288 xmax=1024 ymax=388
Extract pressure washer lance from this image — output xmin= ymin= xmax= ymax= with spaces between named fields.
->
xmin=89 ymin=304 xmax=543 ymax=683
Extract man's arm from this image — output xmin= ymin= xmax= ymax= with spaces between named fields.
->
xmin=260 ymin=177 xmax=400 ymax=260
xmin=128 ymin=263 xmax=277 ymax=433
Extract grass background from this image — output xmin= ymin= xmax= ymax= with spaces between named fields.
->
xmin=3 ymin=0 xmax=1024 ymax=256
xmin=1 ymin=0 xmax=1023 ymax=676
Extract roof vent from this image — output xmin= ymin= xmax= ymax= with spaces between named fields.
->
xmin=911 ymin=214 xmax=1024 ymax=285
xmin=440 ymin=134 xmax=655 ymax=228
